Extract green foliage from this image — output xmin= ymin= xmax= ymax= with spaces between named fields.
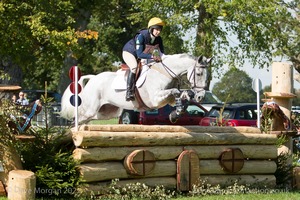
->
xmin=189 ymin=181 xmax=249 ymax=196
xmin=0 ymin=99 xmax=23 ymax=158
xmin=2 ymin=0 xmax=300 ymax=92
xmin=0 ymin=95 xmax=81 ymax=198
xmin=18 ymin=124 xmax=81 ymax=198
xmin=34 ymin=151 xmax=80 ymax=197
xmin=260 ymin=106 xmax=273 ymax=133
xmin=293 ymin=152 xmax=300 ymax=167
xmin=209 ymin=95 xmax=230 ymax=127
xmin=212 ymin=68 xmax=256 ymax=103
xmin=93 ymin=179 xmax=176 ymax=200
xmin=275 ymin=153 xmax=293 ymax=188
xmin=89 ymin=178 xmax=296 ymax=200
xmin=0 ymin=0 xmax=80 ymax=90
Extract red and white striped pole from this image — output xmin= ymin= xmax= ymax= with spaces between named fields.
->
xmin=69 ymin=66 xmax=82 ymax=131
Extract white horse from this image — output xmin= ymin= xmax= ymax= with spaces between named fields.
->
xmin=60 ymin=54 xmax=211 ymax=124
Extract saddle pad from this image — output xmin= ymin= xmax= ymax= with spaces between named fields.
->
xmin=111 ymin=65 xmax=150 ymax=90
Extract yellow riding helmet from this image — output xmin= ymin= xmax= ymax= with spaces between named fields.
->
xmin=148 ymin=17 xmax=165 ymax=28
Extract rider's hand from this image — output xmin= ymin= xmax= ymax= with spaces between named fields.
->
xmin=153 ymin=55 xmax=162 ymax=62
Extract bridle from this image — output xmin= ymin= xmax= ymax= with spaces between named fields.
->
xmin=158 ymin=59 xmax=208 ymax=90
xmin=187 ymin=62 xmax=208 ymax=91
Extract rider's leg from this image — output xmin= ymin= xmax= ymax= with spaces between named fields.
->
xmin=122 ymin=51 xmax=137 ymax=101
xmin=126 ymin=71 xmax=135 ymax=101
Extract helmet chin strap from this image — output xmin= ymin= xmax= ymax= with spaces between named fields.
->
xmin=150 ymin=32 xmax=156 ymax=42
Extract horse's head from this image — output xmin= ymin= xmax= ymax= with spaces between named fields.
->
xmin=187 ymin=55 xmax=212 ymax=102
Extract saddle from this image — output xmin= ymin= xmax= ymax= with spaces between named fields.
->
xmin=120 ymin=60 xmax=143 ymax=80
xmin=123 ymin=61 xmax=150 ymax=109
xmin=112 ymin=61 xmax=150 ymax=90
xmin=114 ymin=62 xmax=151 ymax=110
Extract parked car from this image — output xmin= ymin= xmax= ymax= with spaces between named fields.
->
xmin=292 ymin=106 xmax=300 ymax=114
xmin=119 ymin=101 xmax=208 ymax=125
xmin=199 ymin=103 xmax=261 ymax=127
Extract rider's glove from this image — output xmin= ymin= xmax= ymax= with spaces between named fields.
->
xmin=152 ymin=55 xmax=162 ymax=62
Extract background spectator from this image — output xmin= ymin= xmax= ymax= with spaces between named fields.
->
xmin=16 ymin=91 xmax=29 ymax=105
xmin=11 ymin=94 xmax=17 ymax=103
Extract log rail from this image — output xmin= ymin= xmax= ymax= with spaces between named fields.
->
xmin=71 ymin=124 xmax=278 ymax=194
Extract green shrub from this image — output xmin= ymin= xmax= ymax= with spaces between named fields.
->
xmin=0 ymin=95 xmax=81 ymax=198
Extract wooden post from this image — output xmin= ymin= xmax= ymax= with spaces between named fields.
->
xmin=7 ymin=170 xmax=36 ymax=200
xmin=0 ymin=181 xmax=6 ymax=196
xmin=0 ymin=144 xmax=23 ymax=186
xmin=270 ymin=62 xmax=294 ymax=158
xmin=271 ymin=62 xmax=294 ymax=117
xmin=293 ymin=167 xmax=300 ymax=189
xmin=264 ymin=62 xmax=296 ymax=188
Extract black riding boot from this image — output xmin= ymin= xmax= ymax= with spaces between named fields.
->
xmin=126 ymin=72 xmax=136 ymax=101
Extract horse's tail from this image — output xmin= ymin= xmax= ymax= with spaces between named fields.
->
xmin=60 ymin=74 xmax=95 ymax=119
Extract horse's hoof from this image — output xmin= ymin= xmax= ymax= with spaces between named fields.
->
xmin=171 ymin=89 xmax=181 ymax=96
xmin=169 ymin=111 xmax=179 ymax=124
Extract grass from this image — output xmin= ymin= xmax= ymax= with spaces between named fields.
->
xmin=176 ymin=192 xmax=300 ymax=200
xmin=87 ymin=118 xmax=119 ymax=125
xmin=1 ymin=192 xmax=299 ymax=200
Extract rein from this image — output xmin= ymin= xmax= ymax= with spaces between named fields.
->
xmin=160 ymin=60 xmax=202 ymax=89
xmin=159 ymin=61 xmax=187 ymax=89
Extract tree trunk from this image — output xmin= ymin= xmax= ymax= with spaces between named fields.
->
xmin=195 ymin=3 xmax=213 ymax=90
xmin=0 ymin=56 xmax=23 ymax=87
xmin=58 ymin=9 xmax=91 ymax=94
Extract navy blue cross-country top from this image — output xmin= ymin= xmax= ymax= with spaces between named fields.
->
xmin=123 ymin=29 xmax=164 ymax=59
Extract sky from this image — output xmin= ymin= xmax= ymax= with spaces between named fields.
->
xmin=209 ymin=63 xmax=300 ymax=91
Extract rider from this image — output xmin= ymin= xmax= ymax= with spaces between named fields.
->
xmin=122 ymin=17 xmax=165 ymax=101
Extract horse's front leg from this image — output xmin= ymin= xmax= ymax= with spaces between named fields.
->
xmin=152 ymin=88 xmax=180 ymax=107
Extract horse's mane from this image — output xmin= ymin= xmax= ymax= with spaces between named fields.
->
xmin=162 ymin=53 xmax=196 ymax=66
xmin=163 ymin=53 xmax=195 ymax=59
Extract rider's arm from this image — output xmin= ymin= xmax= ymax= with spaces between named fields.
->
xmin=135 ymin=34 xmax=152 ymax=59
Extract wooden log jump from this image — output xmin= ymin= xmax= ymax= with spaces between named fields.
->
xmin=73 ymin=145 xmax=277 ymax=162
xmin=71 ymin=124 xmax=279 ymax=193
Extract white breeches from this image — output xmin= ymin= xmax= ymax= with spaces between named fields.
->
xmin=122 ymin=51 xmax=137 ymax=74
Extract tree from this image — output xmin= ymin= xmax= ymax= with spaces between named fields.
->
xmin=1 ymin=0 xmax=300 ymax=93
xmin=0 ymin=0 xmax=97 ymax=91
xmin=0 ymin=0 xmax=186 ymax=92
xmin=130 ymin=0 xmax=300 ymax=87
xmin=212 ymin=68 xmax=256 ymax=103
